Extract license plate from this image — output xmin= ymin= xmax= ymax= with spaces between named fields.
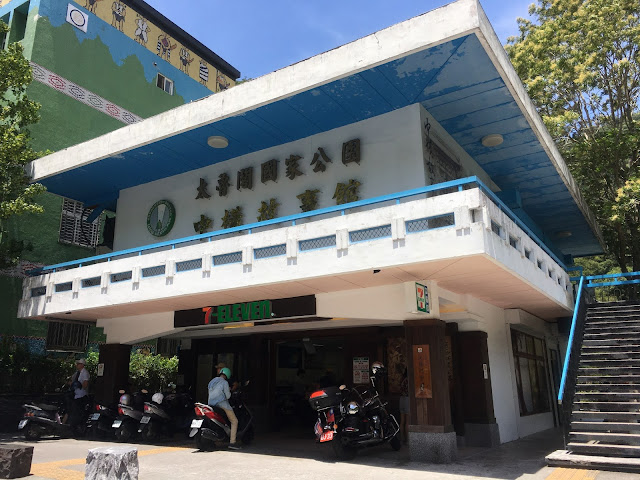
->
xmin=18 ymin=420 xmax=27 ymax=430
xmin=320 ymin=430 xmax=334 ymax=442
xmin=140 ymin=416 xmax=151 ymax=424
xmin=90 ymin=413 xmax=100 ymax=421
xmin=190 ymin=419 xmax=203 ymax=428
xmin=112 ymin=420 xmax=122 ymax=428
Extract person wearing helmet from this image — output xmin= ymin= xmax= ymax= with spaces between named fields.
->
xmin=207 ymin=367 xmax=240 ymax=449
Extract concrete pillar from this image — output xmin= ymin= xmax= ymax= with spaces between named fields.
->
xmin=95 ymin=344 xmax=131 ymax=405
xmin=458 ymin=331 xmax=500 ymax=447
xmin=404 ymin=319 xmax=457 ymax=463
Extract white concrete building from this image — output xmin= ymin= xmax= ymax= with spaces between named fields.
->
xmin=19 ymin=0 xmax=603 ymax=462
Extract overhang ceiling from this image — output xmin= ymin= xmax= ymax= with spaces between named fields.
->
xmin=31 ymin=2 xmax=604 ymax=258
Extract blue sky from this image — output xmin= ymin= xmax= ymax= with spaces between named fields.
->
xmin=145 ymin=0 xmax=533 ymax=79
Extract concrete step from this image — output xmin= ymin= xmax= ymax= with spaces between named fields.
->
xmin=570 ymin=431 xmax=640 ymax=445
xmin=582 ymin=344 xmax=640 ymax=352
xmin=580 ymin=351 xmax=640 ymax=360
xmin=567 ymin=441 xmax=640 ymax=458
xmin=583 ymin=332 xmax=640 ymax=340
xmin=583 ymin=339 xmax=640 ymax=347
xmin=580 ymin=359 xmax=640 ymax=367
xmin=587 ymin=318 xmax=640 ymax=327
xmin=578 ymin=366 xmax=640 ymax=375
xmin=577 ymin=375 xmax=640 ymax=383
xmin=585 ymin=325 xmax=640 ymax=334
xmin=574 ymin=401 xmax=640 ymax=411
xmin=547 ymin=449 xmax=640 ymax=472
xmin=575 ymin=392 xmax=640 ymax=401
xmin=572 ymin=411 xmax=640 ymax=421
xmin=576 ymin=383 xmax=640 ymax=392
xmin=571 ymin=421 xmax=640 ymax=432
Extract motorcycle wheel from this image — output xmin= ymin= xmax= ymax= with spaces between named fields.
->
xmin=24 ymin=423 xmax=41 ymax=442
xmin=389 ymin=433 xmax=402 ymax=451
xmin=141 ymin=423 xmax=157 ymax=442
xmin=115 ymin=424 xmax=133 ymax=443
xmin=241 ymin=425 xmax=254 ymax=446
xmin=195 ymin=431 xmax=215 ymax=451
xmin=331 ymin=432 xmax=357 ymax=461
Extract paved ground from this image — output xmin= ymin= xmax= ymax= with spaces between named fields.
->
xmin=2 ymin=428 xmax=639 ymax=480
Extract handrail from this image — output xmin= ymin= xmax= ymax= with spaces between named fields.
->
xmin=558 ymin=276 xmax=584 ymax=404
xmin=27 ymin=175 xmax=568 ymax=276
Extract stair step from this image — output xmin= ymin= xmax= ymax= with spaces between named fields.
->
xmin=576 ymin=383 xmax=640 ymax=392
xmin=570 ymin=431 xmax=640 ymax=445
xmin=571 ymin=421 xmax=640 ymax=432
xmin=547 ymin=449 xmax=640 ymax=471
xmin=587 ymin=319 xmax=640 ymax=327
xmin=575 ymin=392 xmax=640 ymax=400
xmin=580 ymin=360 xmax=640 ymax=367
xmin=578 ymin=366 xmax=640 ymax=375
xmin=567 ymin=442 xmax=640 ymax=458
xmin=580 ymin=351 xmax=640 ymax=359
xmin=574 ymin=401 xmax=640 ymax=411
xmin=572 ymin=411 xmax=640 ymax=421
xmin=583 ymin=332 xmax=640 ymax=340
xmin=582 ymin=344 xmax=640 ymax=351
xmin=577 ymin=375 xmax=640 ymax=383
xmin=585 ymin=326 xmax=640 ymax=334
xmin=583 ymin=339 xmax=640 ymax=347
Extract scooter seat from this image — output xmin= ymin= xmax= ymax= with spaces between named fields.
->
xmin=38 ymin=404 xmax=59 ymax=411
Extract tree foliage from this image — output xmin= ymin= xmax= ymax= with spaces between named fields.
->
xmin=128 ymin=351 xmax=178 ymax=393
xmin=0 ymin=20 xmax=46 ymax=268
xmin=507 ymin=0 xmax=640 ymax=273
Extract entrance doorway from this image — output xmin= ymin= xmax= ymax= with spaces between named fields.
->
xmin=274 ymin=336 xmax=345 ymax=430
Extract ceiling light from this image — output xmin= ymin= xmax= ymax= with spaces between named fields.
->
xmin=207 ymin=135 xmax=229 ymax=148
xmin=481 ymin=134 xmax=504 ymax=147
xmin=556 ymin=231 xmax=572 ymax=238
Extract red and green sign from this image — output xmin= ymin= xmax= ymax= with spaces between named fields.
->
xmin=203 ymin=300 xmax=272 ymax=324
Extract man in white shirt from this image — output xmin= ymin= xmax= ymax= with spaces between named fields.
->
xmin=64 ymin=358 xmax=90 ymax=425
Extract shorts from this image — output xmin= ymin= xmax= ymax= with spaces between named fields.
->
xmin=399 ymin=396 xmax=410 ymax=414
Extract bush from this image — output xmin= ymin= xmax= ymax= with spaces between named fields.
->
xmin=128 ymin=351 xmax=178 ymax=393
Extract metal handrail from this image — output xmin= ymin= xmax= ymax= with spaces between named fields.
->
xmin=558 ymin=276 xmax=584 ymax=404
xmin=27 ymin=175 xmax=568 ymax=276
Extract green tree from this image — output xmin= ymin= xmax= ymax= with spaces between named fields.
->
xmin=0 ymin=20 xmax=46 ymax=268
xmin=506 ymin=0 xmax=640 ymax=273
xmin=128 ymin=351 xmax=178 ymax=393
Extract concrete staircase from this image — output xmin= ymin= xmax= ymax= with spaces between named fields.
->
xmin=547 ymin=301 xmax=640 ymax=471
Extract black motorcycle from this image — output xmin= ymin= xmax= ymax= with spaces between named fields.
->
xmin=86 ymin=401 xmax=119 ymax=439
xmin=112 ymin=390 xmax=149 ymax=443
xmin=189 ymin=382 xmax=254 ymax=451
xmin=309 ymin=362 xmax=401 ymax=460
xmin=138 ymin=391 xmax=193 ymax=442
xmin=19 ymin=389 xmax=92 ymax=441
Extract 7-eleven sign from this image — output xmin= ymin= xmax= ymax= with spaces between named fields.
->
xmin=415 ymin=283 xmax=429 ymax=313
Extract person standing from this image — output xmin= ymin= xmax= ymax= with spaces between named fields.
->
xmin=208 ymin=367 xmax=240 ymax=449
xmin=64 ymin=358 xmax=90 ymax=425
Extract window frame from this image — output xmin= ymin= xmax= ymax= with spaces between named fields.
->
xmin=156 ymin=73 xmax=174 ymax=95
xmin=511 ymin=328 xmax=551 ymax=416
xmin=58 ymin=198 xmax=100 ymax=249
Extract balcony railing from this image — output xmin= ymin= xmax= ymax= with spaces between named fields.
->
xmin=27 ymin=176 xmax=568 ymax=280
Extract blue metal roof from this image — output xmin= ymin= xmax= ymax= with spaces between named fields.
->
xmin=38 ymin=33 xmax=603 ymax=258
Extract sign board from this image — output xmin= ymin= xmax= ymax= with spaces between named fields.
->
xmin=96 ymin=363 xmax=104 ymax=377
xmin=66 ymin=4 xmax=88 ymax=33
xmin=413 ymin=345 xmax=432 ymax=398
xmin=174 ymin=295 xmax=316 ymax=328
xmin=415 ymin=283 xmax=429 ymax=313
xmin=353 ymin=356 xmax=369 ymax=384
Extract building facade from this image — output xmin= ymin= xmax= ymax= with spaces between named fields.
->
xmin=0 ymin=0 xmax=239 ymax=353
xmin=18 ymin=0 xmax=603 ymax=461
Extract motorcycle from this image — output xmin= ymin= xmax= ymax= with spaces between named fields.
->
xmin=19 ymin=389 xmax=92 ymax=441
xmin=189 ymin=381 xmax=254 ymax=451
xmin=112 ymin=389 xmax=149 ymax=443
xmin=138 ymin=390 xmax=193 ymax=442
xmin=86 ymin=400 xmax=119 ymax=439
xmin=309 ymin=361 xmax=401 ymax=460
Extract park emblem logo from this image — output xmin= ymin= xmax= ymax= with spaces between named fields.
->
xmin=147 ymin=200 xmax=176 ymax=237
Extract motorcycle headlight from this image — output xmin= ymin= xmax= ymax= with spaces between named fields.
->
xmin=346 ymin=401 xmax=360 ymax=415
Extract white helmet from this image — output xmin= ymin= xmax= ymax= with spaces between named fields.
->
xmin=119 ymin=394 xmax=131 ymax=406
xmin=371 ymin=361 xmax=385 ymax=376
xmin=152 ymin=392 xmax=164 ymax=404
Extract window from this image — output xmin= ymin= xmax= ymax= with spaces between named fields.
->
xmin=509 ymin=235 xmax=518 ymax=250
xmin=46 ymin=322 xmax=89 ymax=352
xmin=490 ymin=220 xmax=502 ymax=237
xmin=537 ymin=260 xmax=543 ymax=270
xmin=59 ymin=198 xmax=100 ymax=248
xmin=157 ymin=338 xmax=180 ymax=357
xmin=156 ymin=73 xmax=174 ymax=95
xmin=524 ymin=248 xmax=532 ymax=260
xmin=511 ymin=329 xmax=550 ymax=416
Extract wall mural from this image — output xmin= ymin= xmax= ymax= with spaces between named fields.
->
xmin=79 ymin=0 xmax=235 ymax=92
